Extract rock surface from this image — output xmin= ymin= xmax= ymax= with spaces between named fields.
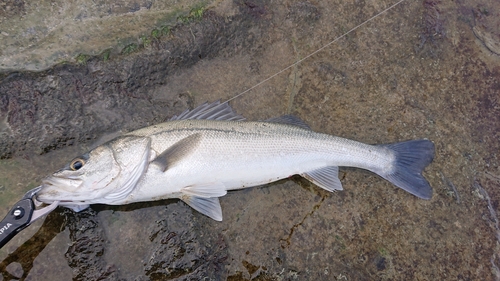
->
xmin=0 ymin=0 xmax=209 ymax=71
xmin=0 ymin=0 xmax=499 ymax=280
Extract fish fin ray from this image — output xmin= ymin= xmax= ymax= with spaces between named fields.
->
xmin=169 ymin=100 xmax=245 ymax=121
xmin=152 ymin=133 xmax=202 ymax=171
xmin=181 ymin=196 xmax=223 ymax=221
xmin=181 ymin=182 xmax=228 ymax=198
xmin=264 ymin=115 xmax=311 ymax=130
xmin=377 ymin=140 xmax=434 ymax=199
xmin=61 ymin=203 xmax=90 ymax=212
xmin=302 ymin=166 xmax=343 ymax=192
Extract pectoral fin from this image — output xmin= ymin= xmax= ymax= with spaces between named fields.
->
xmin=152 ymin=133 xmax=202 ymax=172
xmin=181 ymin=195 xmax=223 ymax=221
xmin=302 ymin=166 xmax=343 ymax=192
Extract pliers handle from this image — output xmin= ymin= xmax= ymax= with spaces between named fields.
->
xmin=0 ymin=186 xmax=58 ymax=248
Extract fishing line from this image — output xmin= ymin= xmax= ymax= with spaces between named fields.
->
xmin=225 ymin=0 xmax=407 ymax=103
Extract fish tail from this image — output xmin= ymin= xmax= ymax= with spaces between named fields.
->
xmin=378 ymin=140 xmax=435 ymax=199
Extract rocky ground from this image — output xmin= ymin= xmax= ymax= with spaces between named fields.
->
xmin=0 ymin=0 xmax=499 ymax=280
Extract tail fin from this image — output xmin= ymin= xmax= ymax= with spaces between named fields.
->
xmin=379 ymin=140 xmax=435 ymax=199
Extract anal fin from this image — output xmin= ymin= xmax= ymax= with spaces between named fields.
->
xmin=302 ymin=166 xmax=343 ymax=192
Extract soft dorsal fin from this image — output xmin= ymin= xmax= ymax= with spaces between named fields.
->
xmin=169 ymin=100 xmax=245 ymax=121
xmin=181 ymin=195 xmax=223 ymax=221
xmin=152 ymin=133 xmax=202 ymax=172
xmin=301 ymin=166 xmax=343 ymax=192
xmin=265 ymin=115 xmax=311 ymax=130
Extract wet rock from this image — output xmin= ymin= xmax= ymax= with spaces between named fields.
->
xmin=240 ymin=0 xmax=267 ymax=19
xmin=0 ymin=210 xmax=67 ymax=280
xmin=62 ymin=201 xmax=227 ymax=280
xmin=5 ymin=262 xmax=23 ymax=279
xmin=1 ymin=0 xmax=500 ymax=280
xmin=0 ymin=9 xmax=262 ymax=159
xmin=287 ymin=1 xmax=321 ymax=25
xmin=416 ymin=0 xmax=447 ymax=57
xmin=0 ymin=0 xmax=210 ymax=71
xmin=143 ymin=203 xmax=228 ymax=281
xmin=64 ymin=208 xmax=118 ymax=281
xmin=0 ymin=0 xmax=25 ymax=18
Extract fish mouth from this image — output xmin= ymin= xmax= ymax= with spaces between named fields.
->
xmin=37 ymin=176 xmax=84 ymax=203
xmin=37 ymin=193 xmax=90 ymax=206
xmin=42 ymin=175 xmax=83 ymax=188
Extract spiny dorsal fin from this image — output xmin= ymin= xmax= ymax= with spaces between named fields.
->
xmin=169 ymin=100 xmax=245 ymax=121
xmin=181 ymin=195 xmax=223 ymax=221
xmin=265 ymin=115 xmax=311 ymax=130
xmin=152 ymin=133 xmax=202 ymax=172
xmin=302 ymin=166 xmax=343 ymax=192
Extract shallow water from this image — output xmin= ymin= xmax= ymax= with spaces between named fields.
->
xmin=1 ymin=0 xmax=500 ymax=280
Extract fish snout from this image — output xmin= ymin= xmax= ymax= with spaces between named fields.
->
xmin=41 ymin=176 xmax=83 ymax=189
xmin=37 ymin=176 xmax=84 ymax=203
xmin=36 ymin=188 xmax=61 ymax=203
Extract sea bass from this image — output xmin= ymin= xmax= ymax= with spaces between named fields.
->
xmin=37 ymin=101 xmax=434 ymax=220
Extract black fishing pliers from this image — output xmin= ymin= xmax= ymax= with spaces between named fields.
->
xmin=0 ymin=186 xmax=58 ymax=248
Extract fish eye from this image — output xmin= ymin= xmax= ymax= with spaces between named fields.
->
xmin=70 ymin=158 xmax=85 ymax=171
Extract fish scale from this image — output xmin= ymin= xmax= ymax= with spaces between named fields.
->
xmin=37 ymin=101 xmax=434 ymax=221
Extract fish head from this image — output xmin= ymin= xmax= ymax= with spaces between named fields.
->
xmin=37 ymin=136 xmax=151 ymax=208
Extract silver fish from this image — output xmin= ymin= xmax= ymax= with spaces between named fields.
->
xmin=37 ymin=101 xmax=434 ymax=221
